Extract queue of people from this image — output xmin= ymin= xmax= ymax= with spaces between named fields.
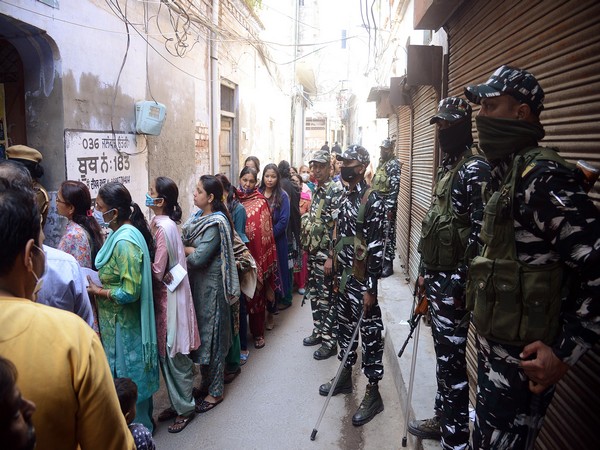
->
xmin=0 ymin=64 xmax=598 ymax=450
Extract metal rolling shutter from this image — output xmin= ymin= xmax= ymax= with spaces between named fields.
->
xmin=407 ymin=86 xmax=438 ymax=283
xmin=388 ymin=112 xmax=398 ymax=143
xmin=396 ymin=105 xmax=411 ymax=277
xmin=447 ymin=0 xmax=600 ymax=201
xmin=446 ymin=1 xmax=600 ymax=449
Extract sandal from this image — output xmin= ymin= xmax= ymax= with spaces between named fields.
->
xmin=240 ymin=351 xmax=249 ymax=365
xmin=195 ymin=397 xmax=223 ymax=413
xmin=167 ymin=413 xmax=196 ymax=433
xmin=254 ymin=337 xmax=265 ymax=349
xmin=158 ymin=407 xmax=178 ymax=422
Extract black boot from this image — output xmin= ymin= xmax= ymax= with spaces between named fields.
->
xmin=313 ymin=344 xmax=337 ymax=360
xmin=381 ymin=260 xmax=393 ymax=278
xmin=352 ymin=382 xmax=384 ymax=426
xmin=319 ymin=367 xmax=353 ymax=396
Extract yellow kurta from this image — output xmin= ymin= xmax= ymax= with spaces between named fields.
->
xmin=0 ymin=297 xmax=135 ymax=450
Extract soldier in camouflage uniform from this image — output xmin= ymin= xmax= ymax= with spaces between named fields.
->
xmin=371 ymin=138 xmax=401 ymax=278
xmin=408 ymin=98 xmax=491 ymax=450
xmin=318 ymin=145 xmax=386 ymax=427
xmin=464 ymin=65 xmax=600 ymax=449
xmin=300 ymin=149 xmax=343 ymax=360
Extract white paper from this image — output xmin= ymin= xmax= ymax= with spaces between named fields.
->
xmin=164 ymin=263 xmax=187 ymax=292
xmin=81 ymin=268 xmax=101 ymax=287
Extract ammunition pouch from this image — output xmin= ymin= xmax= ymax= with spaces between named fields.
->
xmin=466 ymin=256 xmax=562 ymax=346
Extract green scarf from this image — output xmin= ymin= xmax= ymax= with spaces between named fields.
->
xmin=475 ymin=116 xmax=545 ymax=161
xmin=95 ymin=224 xmax=158 ymax=371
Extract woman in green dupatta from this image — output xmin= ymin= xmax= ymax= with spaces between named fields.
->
xmin=86 ymin=182 xmax=159 ymax=433
xmin=182 ymin=175 xmax=240 ymax=413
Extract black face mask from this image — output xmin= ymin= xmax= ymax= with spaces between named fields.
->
xmin=341 ymin=166 xmax=361 ymax=183
xmin=438 ymin=118 xmax=473 ymax=156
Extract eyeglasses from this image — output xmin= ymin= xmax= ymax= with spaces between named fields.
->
xmin=56 ymin=197 xmax=67 ymax=204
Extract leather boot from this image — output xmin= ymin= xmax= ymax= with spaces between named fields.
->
xmin=381 ymin=260 xmax=394 ymax=278
xmin=319 ymin=366 xmax=353 ymax=396
xmin=352 ymin=382 xmax=384 ymax=426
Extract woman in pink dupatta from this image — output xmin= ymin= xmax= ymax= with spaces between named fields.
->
xmin=237 ymin=166 xmax=280 ymax=349
xmin=148 ymin=177 xmax=200 ymax=433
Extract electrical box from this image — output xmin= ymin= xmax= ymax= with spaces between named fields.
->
xmin=135 ymin=101 xmax=167 ymax=135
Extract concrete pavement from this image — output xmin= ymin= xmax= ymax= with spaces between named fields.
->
xmin=151 ymin=258 xmax=441 ymax=449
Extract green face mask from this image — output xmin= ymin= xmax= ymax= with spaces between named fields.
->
xmin=475 ymin=116 xmax=545 ymax=161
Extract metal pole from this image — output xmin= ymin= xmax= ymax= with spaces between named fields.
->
xmin=401 ymin=318 xmax=421 ymax=447
xmin=311 ymin=309 xmax=364 ymax=441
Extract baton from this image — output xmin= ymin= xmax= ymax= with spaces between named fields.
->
xmin=310 ymin=309 xmax=364 ymax=441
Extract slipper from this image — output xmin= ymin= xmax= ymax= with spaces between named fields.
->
xmin=240 ymin=351 xmax=249 ymax=366
xmin=224 ymin=367 xmax=241 ymax=384
xmin=195 ymin=397 xmax=223 ymax=413
xmin=266 ymin=313 xmax=275 ymax=330
xmin=158 ymin=407 xmax=178 ymax=422
xmin=254 ymin=337 xmax=265 ymax=349
xmin=167 ymin=413 xmax=195 ymax=433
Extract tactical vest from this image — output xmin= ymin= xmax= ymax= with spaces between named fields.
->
xmin=371 ymin=160 xmax=391 ymax=194
xmin=466 ymin=147 xmax=572 ymax=346
xmin=300 ymin=182 xmax=336 ymax=255
xmin=335 ymin=188 xmax=373 ymax=292
xmin=418 ymin=149 xmax=482 ymax=271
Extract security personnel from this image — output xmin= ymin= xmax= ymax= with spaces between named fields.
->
xmin=408 ymin=98 xmax=491 ymax=450
xmin=371 ymin=138 xmax=401 ymax=277
xmin=6 ymin=145 xmax=49 ymax=226
xmin=464 ymin=65 xmax=600 ymax=449
xmin=301 ymin=149 xmax=343 ymax=360
xmin=318 ymin=145 xmax=386 ymax=427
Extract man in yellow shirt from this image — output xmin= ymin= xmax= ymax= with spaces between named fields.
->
xmin=0 ymin=176 xmax=135 ymax=450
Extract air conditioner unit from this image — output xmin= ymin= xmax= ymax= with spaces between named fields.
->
xmin=135 ymin=101 xmax=167 ymax=135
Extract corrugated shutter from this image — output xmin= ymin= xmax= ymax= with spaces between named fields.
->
xmin=388 ymin=112 xmax=398 ymax=143
xmin=446 ymin=1 xmax=600 ymax=449
xmin=447 ymin=0 xmax=600 ymax=202
xmin=396 ymin=105 xmax=411 ymax=277
xmin=408 ymin=86 xmax=438 ymax=283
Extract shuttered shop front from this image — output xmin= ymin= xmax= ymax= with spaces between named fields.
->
xmin=395 ymin=105 xmax=411 ymax=275
xmin=445 ymin=1 xmax=600 ymax=449
xmin=407 ymin=86 xmax=438 ymax=283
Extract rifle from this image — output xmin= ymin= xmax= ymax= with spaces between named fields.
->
xmin=397 ymin=280 xmax=429 ymax=358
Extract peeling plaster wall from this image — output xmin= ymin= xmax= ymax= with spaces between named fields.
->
xmin=1 ymin=0 xmax=211 ymax=228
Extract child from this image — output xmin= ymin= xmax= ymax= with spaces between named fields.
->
xmin=114 ymin=378 xmax=156 ymax=450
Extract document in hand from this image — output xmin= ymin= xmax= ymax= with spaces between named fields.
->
xmin=164 ymin=263 xmax=187 ymax=292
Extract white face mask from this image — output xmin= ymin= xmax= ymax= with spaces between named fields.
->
xmin=301 ymin=173 xmax=310 ymax=182
xmin=31 ymin=244 xmax=47 ymax=301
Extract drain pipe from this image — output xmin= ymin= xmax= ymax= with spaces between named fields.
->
xmin=211 ymin=0 xmax=220 ymax=174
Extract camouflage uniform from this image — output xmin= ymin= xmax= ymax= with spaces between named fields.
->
xmin=465 ymin=66 xmax=600 ymax=449
xmin=303 ymin=178 xmax=343 ymax=350
xmin=420 ymin=151 xmax=490 ymax=450
xmin=371 ymin=141 xmax=401 ymax=272
xmin=336 ymin=178 xmax=385 ymax=380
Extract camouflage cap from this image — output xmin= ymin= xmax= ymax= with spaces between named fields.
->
xmin=430 ymin=97 xmax=472 ymax=125
xmin=309 ymin=149 xmax=331 ymax=164
xmin=380 ymin=138 xmax=395 ymax=149
xmin=464 ymin=65 xmax=545 ymax=114
xmin=336 ymin=144 xmax=370 ymax=166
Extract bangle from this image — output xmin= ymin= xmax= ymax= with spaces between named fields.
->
xmin=105 ymin=289 xmax=111 ymax=300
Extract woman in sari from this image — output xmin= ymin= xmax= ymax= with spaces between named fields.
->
xmin=260 ymin=163 xmax=291 ymax=315
xmin=182 ymin=175 xmax=239 ymax=413
xmin=86 ymin=182 xmax=159 ymax=433
xmin=237 ymin=166 xmax=279 ymax=349
xmin=148 ymin=176 xmax=200 ymax=433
